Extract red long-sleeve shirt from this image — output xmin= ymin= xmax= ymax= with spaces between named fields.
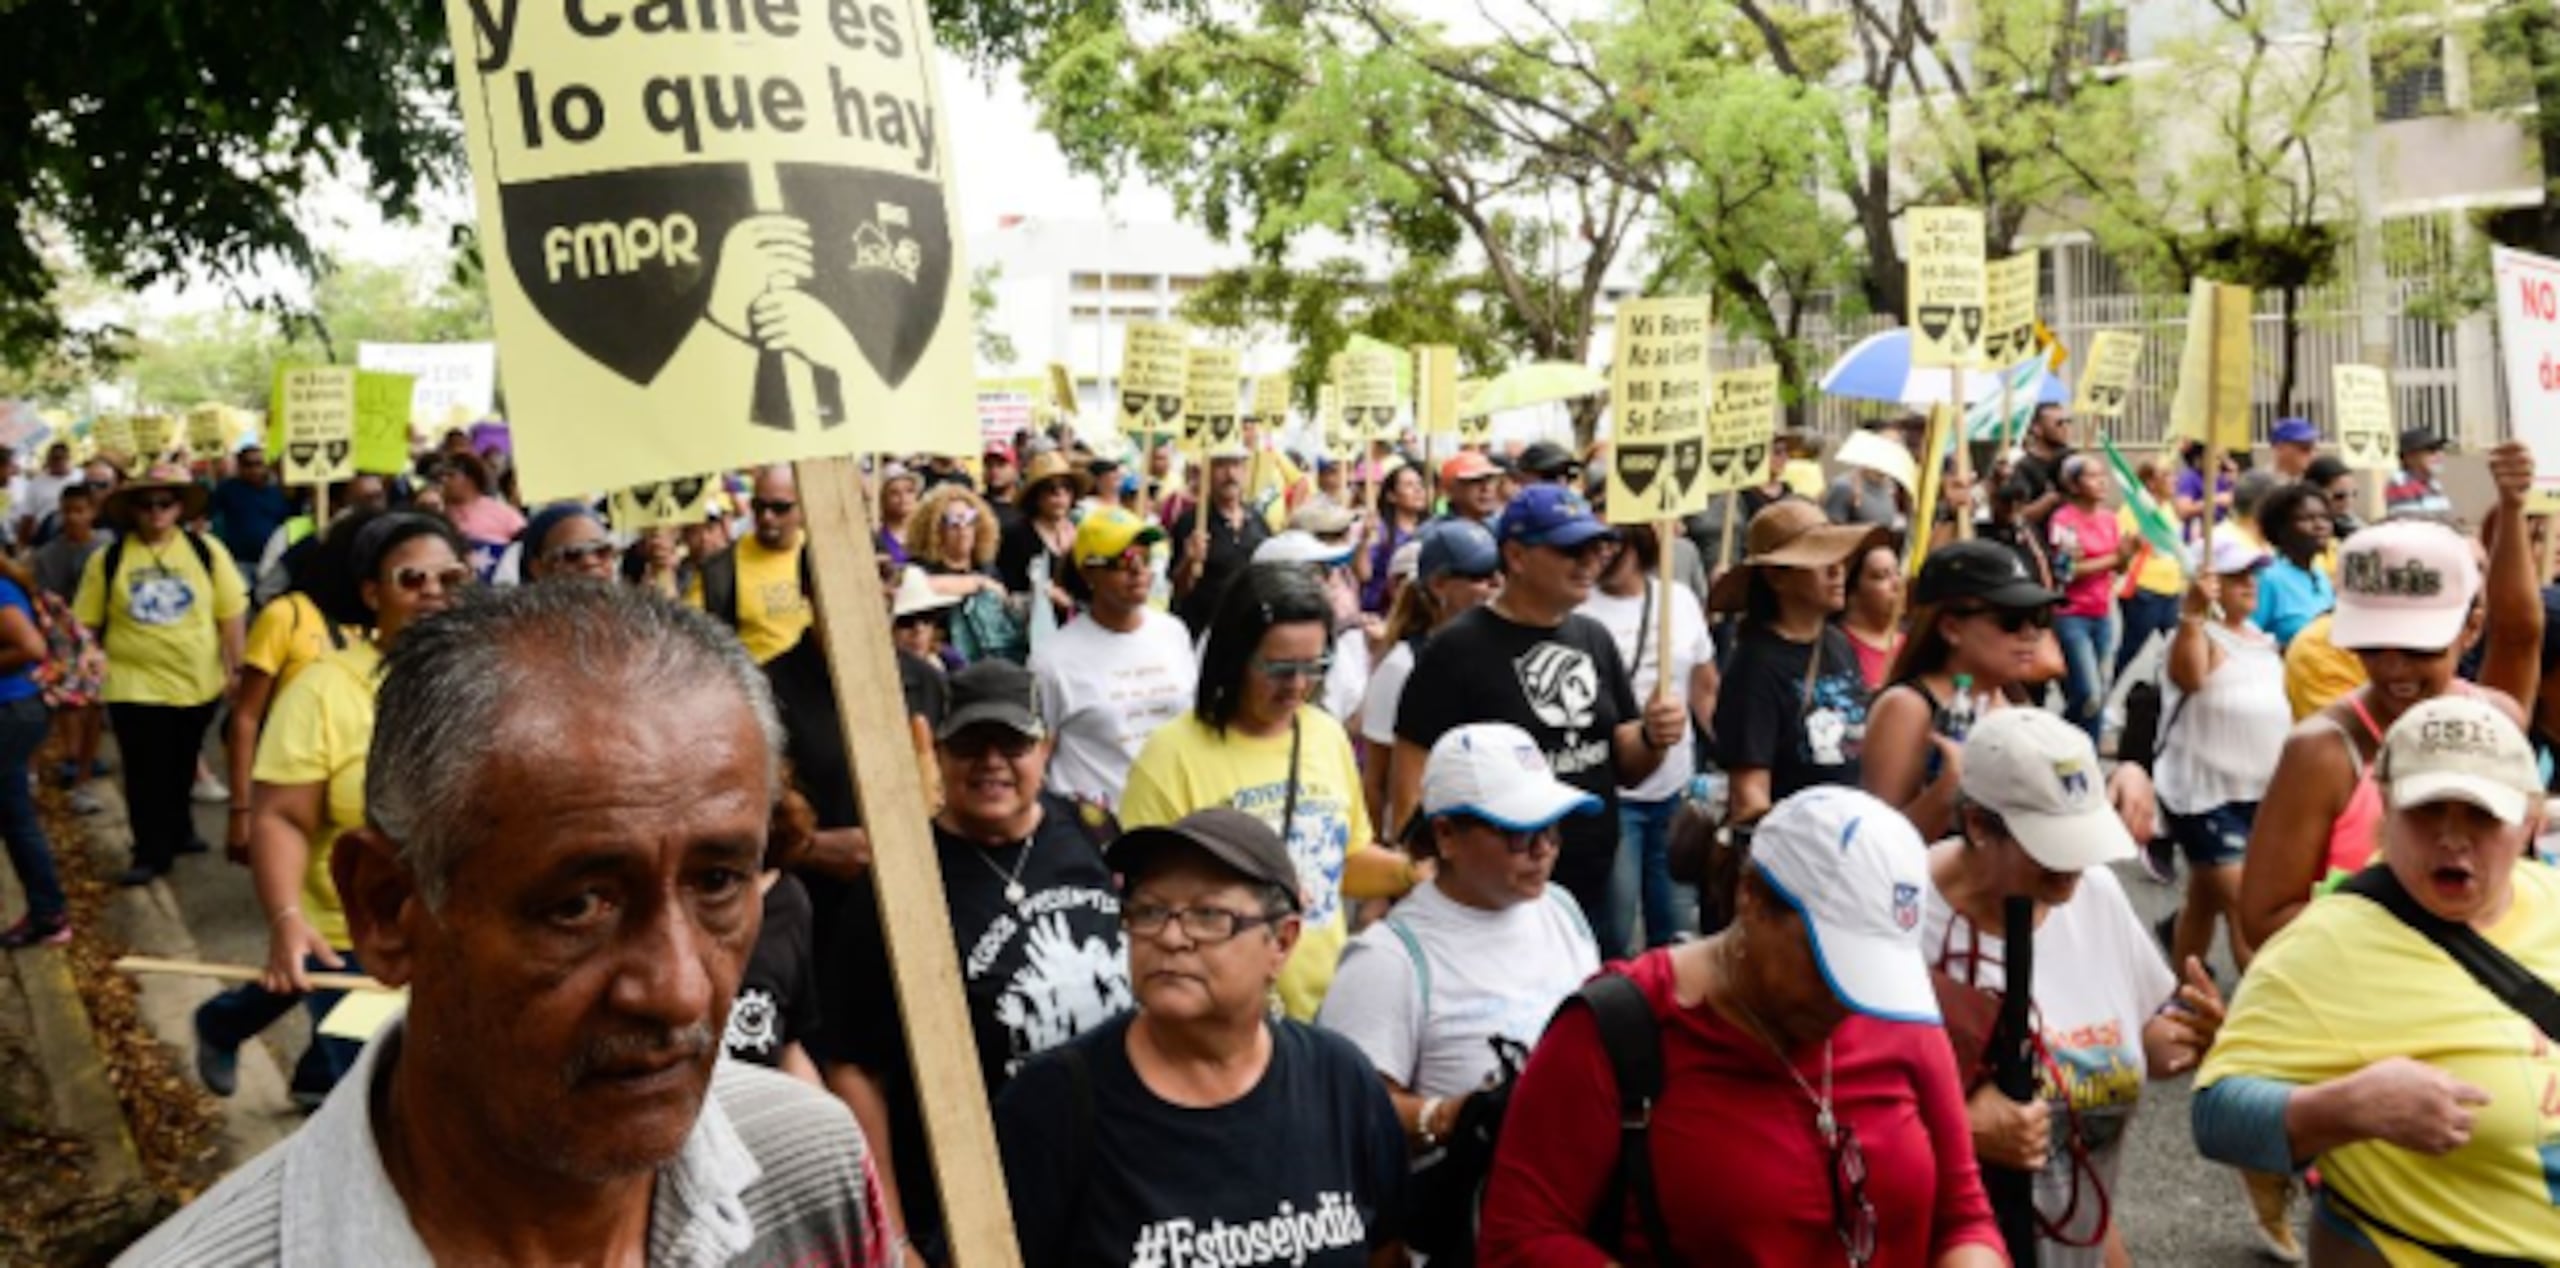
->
xmin=1478 ymin=949 xmax=2004 ymax=1267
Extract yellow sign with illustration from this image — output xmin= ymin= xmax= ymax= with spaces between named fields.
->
xmin=272 ymin=367 xmax=358 ymax=486
xmin=1906 ymin=208 xmax=1987 ymax=369
xmin=2169 ymin=279 xmax=2255 ymax=450
xmin=1184 ymin=347 xmax=1241 ymax=453
xmin=2073 ymin=330 xmax=2143 ymax=420
xmin=1981 ymin=253 xmax=2038 ymax=368
xmin=1118 ymin=322 xmax=1187 ymax=438
xmin=1604 ymin=297 xmax=1713 ymax=524
xmin=2333 ymin=364 xmax=2395 ymax=472
xmin=1705 ymin=364 xmax=1779 ymax=494
xmin=1341 ymin=350 xmax=1400 ymax=441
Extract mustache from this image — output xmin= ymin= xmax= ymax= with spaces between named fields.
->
xmin=563 ymin=1021 xmax=716 ymax=1084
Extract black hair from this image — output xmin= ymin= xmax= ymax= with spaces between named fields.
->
xmin=1193 ymin=562 xmax=1333 ymax=734
xmin=2304 ymin=454 xmax=2353 ymax=489
xmin=314 ymin=508 xmax=469 ymax=628
xmin=2257 ymin=481 xmax=2331 ymax=557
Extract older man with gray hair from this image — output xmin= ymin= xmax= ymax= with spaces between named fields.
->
xmin=120 ymin=585 xmax=895 ymax=1267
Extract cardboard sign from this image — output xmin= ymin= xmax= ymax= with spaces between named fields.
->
xmin=1047 ymin=362 xmax=1079 ymax=420
xmin=2169 ymin=279 xmax=2253 ymax=449
xmin=1184 ymin=347 xmax=1241 ymax=452
xmin=1414 ymin=345 xmax=1460 ymax=438
xmin=1980 ymin=253 xmax=2039 ymax=368
xmin=1604 ymin=297 xmax=1712 ymax=524
xmin=2333 ymin=364 xmax=2395 ymax=472
xmin=1250 ymin=372 xmax=1291 ymax=424
xmin=131 ymin=414 xmax=178 ymax=459
xmin=2493 ymin=246 xmax=2560 ymax=499
xmin=272 ymin=367 xmax=358 ymax=485
xmin=609 ymin=471 xmax=722 ymax=530
xmin=91 ymin=415 xmax=134 ymax=461
xmin=2073 ymin=330 xmax=2143 ymax=419
xmin=1455 ymin=377 xmax=1491 ymax=444
xmin=1705 ymin=364 xmax=1779 ymax=494
xmin=1318 ymin=383 xmax=1350 ymax=459
xmin=1341 ymin=349 xmax=1400 ymax=441
xmin=1905 ymin=208 xmax=1987 ymax=368
xmin=185 ymin=406 xmax=233 ymax=457
xmin=356 ymin=341 xmax=497 ymax=437
xmin=440 ymin=1 xmax=975 ymax=501
xmin=1118 ymin=321 xmax=1187 ymax=438
xmin=975 ymin=376 xmax=1043 ymax=451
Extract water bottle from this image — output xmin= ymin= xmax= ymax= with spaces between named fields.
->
xmin=2052 ymin=524 xmax=2078 ymax=586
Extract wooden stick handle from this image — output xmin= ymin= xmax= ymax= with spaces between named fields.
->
xmin=1654 ymin=521 xmax=1676 ymax=704
xmin=115 ymin=954 xmax=388 ymax=994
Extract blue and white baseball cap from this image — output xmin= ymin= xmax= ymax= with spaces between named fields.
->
xmin=1750 ymin=787 xmax=1938 ymax=1023
xmin=1421 ymin=723 xmax=1602 ymax=830
xmin=1495 ymin=484 xmax=1618 ymax=550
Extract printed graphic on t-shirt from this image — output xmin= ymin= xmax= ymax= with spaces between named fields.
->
xmin=725 ymin=986 xmax=782 ymax=1058
xmin=756 ymin=577 xmax=811 ymax=624
xmin=2041 ymin=1019 xmax=2142 ymax=1156
xmin=1805 ymin=668 xmax=1868 ymax=766
xmin=125 ymin=567 xmax=196 ymax=627
xmin=1514 ymin=642 xmax=1598 ymax=730
xmin=963 ymin=896 xmax=1132 ymax=1076
xmin=1128 ymin=1191 xmax=1369 ymax=1268
xmin=1228 ymin=781 xmax=1353 ymax=927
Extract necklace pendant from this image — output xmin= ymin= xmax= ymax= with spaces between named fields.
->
xmin=1814 ymin=1105 xmax=1837 ymax=1142
xmin=1004 ymin=881 xmax=1027 ymax=908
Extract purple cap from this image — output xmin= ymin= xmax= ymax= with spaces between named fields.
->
xmin=1495 ymin=484 xmax=1618 ymax=550
xmin=2270 ymin=417 xmax=2318 ymax=446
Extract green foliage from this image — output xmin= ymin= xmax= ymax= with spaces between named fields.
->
xmin=971 ymin=264 xmax=1019 ymax=369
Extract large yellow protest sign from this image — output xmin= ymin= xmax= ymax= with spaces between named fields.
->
xmin=1906 ymin=208 xmax=1987 ymax=368
xmin=1605 ymin=297 xmax=1712 ymax=524
xmin=2334 ymin=364 xmax=2395 ymax=472
xmin=1705 ymin=364 xmax=1779 ymax=494
xmin=1118 ymin=322 xmax=1187 ymax=438
xmin=1414 ymin=345 xmax=1460 ymax=438
xmin=1980 ymin=254 xmax=2038 ymax=368
xmin=1184 ymin=347 xmax=1241 ymax=452
xmin=92 ymin=415 xmax=135 ymax=462
xmin=185 ymin=406 xmax=232 ymax=458
xmin=131 ymin=414 xmax=178 ymax=460
xmin=1455 ymin=378 xmax=1491 ymax=444
xmin=356 ymin=371 xmax=416 ymax=475
xmin=2169 ymin=279 xmax=2254 ymax=449
xmin=442 ymin=0 xmax=975 ymax=501
xmin=272 ymin=367 xmax=357 ymax=486
xmin=1341 ymin=350 xmax=1400 ymax=441
xmin=1319 ymin=383 xmax=1350 ymax=459
xmin=1250 ymin=373 xmax=1291 ymax=424
xmin=2073 ymin=330 xmax=2143 ymax=419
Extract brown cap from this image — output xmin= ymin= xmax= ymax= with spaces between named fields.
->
xmin=1706 ymin=500 xmax=1889 ymax=611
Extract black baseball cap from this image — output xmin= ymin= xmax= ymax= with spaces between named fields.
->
xmin=1106 ymin=808 xmax=1302 ymax=912
xmin=1912 ymin=540 xmax=2061 ymax=609
xmin=936 ymin=660 xmax=1044 ymax=742
xmin=2399 ymin=426 xmax=2446 ymax=456
xmin=1517 ymin=440 xmax=1577 ymax=478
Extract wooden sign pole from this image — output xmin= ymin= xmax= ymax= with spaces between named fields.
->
xmin=1653 ymin=518 xmax=1677 ymax=703
xmin=1952 ymin=365 xmax=1974 ymax=540
xmin=798 ymin=455 xmax=1021 ymax=1268
xmin=1716 ymin=489 xmax=1740 ymax=572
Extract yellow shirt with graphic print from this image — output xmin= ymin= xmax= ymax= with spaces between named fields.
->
xmin=250 ymin=641 xmax=381 ymax=949
xmin=73 ymin=533 xmax=249 ymax=706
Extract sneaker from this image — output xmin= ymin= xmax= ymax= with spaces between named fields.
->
xmin=192 ymin=1008 xmax=238 ymax=1097
xmin=67 ymin=790 xmax=102 ymax=815
xmin=112 ymin=863 xmax=166 ymax=888
xmin=0 ymin=914 xmax=70 ymax=949
xmin=2239 ymin=1170 xmax=2305 ymax=1263
xmin=191 ymin=773 xmax=230 ymax=804
xmin=2141 ymin=835 xmax=2178 ymax=884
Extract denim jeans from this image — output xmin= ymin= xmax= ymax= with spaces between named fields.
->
xmin=0 ymin=697 xmax=60 ymax=920
xmin=2054 ymin=612 xmax=2115 ymax=743
xmin=194 ymin=949 xmax=364 ymax=1095
xmin=2116 ymin=590 xmax=2180 ymax=677
xmin=1611 ymin=797 xmax=1695 ymax=952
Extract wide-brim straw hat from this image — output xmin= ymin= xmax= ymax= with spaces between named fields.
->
xmin=103 ymin=463 xmax=210 ymax=528
xmin=1015 ymin=451 xmax=1092 ymax=505
xmin=1706 ymin=500 xmax=1890 ymax=612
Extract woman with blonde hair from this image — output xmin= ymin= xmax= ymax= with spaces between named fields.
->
xmin=906 ymin=483 xmax=1006 ymax=600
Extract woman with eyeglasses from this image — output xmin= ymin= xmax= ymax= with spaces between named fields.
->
xmin=1123 ymin=563 xmax=1406 ymax=1020
xmin=1864 ymin=540 xmax=2062 ymax=841
xmin=517 ymin=501 xmax=617 ymax=584
xmin=1480 ymin=786 xmax=2004 ymax=1267
xmin=74 ymin=464 xmax=251 ymax=887
xmin=1924 ymin=709 xmax=2222 ymax=1268
xmin=222 ymin=514 xmax=367 ymax=862
xmin=1708 ymin=501 xmax=1889 ymax=827
xmin=995 ymin=807 xmax=1409 ymax=1268
xmin=1358 ymin=519 xmax=1500 ymax=831
xmin=906 ymin=483 xmax=1008 ymax=600
xmin=190 ymin=510 xmax=469 ymax=1103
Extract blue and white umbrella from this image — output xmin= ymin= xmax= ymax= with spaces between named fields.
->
xmin=1818 ymin=329 xmax=2067 ymax=414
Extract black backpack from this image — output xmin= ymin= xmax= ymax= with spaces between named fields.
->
xmin=1565 ymin=973 xmax=1680 ymax=1266
xmin=95 ymin=530 xmax=217 ymax=642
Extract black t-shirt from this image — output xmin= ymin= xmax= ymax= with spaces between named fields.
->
xmin=764 ymin=631 xmax=949 ymax=955
xmin=1169 ymin=504 xmax=1272 ymax=633
xmin=1712 ymin=621 xmax=1874 ymax=802
xmin=1395 ymin=605 xmax=1639 ymax=911
xmin=994 ymin=1013 xmax=1407 ymax=1268
xmin=724 ymin=873 xmax=821 ymax=1067
xmin=2008 ymin=445 xmax=2074 ymax=511
xmin=814 ymin=794 xmax=1130 ymax=1253
xmin=997 ymin=516 xmax=1088 ymax=615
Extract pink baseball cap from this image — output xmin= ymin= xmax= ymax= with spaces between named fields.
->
xmin=2329 ymin=521 xmax=2479 ymax=652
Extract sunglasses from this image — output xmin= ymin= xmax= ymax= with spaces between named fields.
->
xmin=1543 ymin=537 xmax=1621 ymax=563
xmin=1948 ymin=603 xmax=2054 ymax=632
xmin=133 ymin=495 xmax=181 ymax=512
xmin=943 ymin=729 xmax=1038 ymax=760
xmin=1459 ymin=818 xmax=1558 ymax=855
xmin=543 ymin=540 xmax=617 ymax=566
xmin=1252 ymin=654 xmax=1334 ymax=682
xmin=751 ymin=498 xmax=797 ymax=517
xmin=1829 ymin=1124 xmax=1878 ymax=1266
xmin=1085 ymin=547 xmax=1153 ymax=574
xmin=393 ymin=564 xmax=473 ymax=593
xmin=942 ymin=507 xmax=981 ymax=528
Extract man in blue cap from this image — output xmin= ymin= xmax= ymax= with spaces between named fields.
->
xmin=2269 ymin=416 xmax=2320 ymax=482
xmin=1392 ymin=484 xmax=1686 ymax=954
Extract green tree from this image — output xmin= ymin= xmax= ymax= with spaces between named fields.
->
xmin=118 ymin=250 xmax=491 ymax=408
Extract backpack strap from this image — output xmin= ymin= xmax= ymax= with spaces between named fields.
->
xmin=1383 ymin=916 xmax=1431 ymax=1029
xmin=701 ymin=548 xmax=741 ymax=630
xmin=1563 ymin=973 xmax=1679 ymax=1266
xmin=97 ymin=536 xmax=125 ymax=642
xmin=2339 ymin=866 xmax=2560 ymax=1040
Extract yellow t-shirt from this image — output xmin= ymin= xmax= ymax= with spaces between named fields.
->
xmin=2283 ymin=613 xmax=2368 ymax=721
xmin=250 ymin=641 xmax=381 ymax=949
xmin=1119 ymin=708 xmax=1372 ymax=1021
xmin=1781 ymin=459 xmax=1827 ymax=501
xmin=2117 ymin=505 xmax=2184 ymax=596
xmin=687 ymin=533 xmax=810 ymax=664
xmin=73 ymin=532 xmax=250 ymax=706
xmin=2198 ymin=863 xmax=2560 ymax=1265
xmin=241 ymin=592 xmax=360 ymax=696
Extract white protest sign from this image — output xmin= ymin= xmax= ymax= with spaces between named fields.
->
xmin=357 ymin=341 xmax=498 ymax=435
xmin=2493 ymin=246 xmax=2560 ymax=500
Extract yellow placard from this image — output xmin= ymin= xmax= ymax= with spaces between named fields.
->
xmin=608 ymin=471 xmax=722 ymax=530
xmin=1705 ymin=364 xmax=1779 ymax=494
xmin=1906 ymin=207 xmax=1987 ymax=369
xmin=1047 ymin=362 xmax=1078 ymax=419
xmin=1455 ymin=377 xmax=1491 ymax=444
xmin=318 ymin=987 xmax=407 ymax=1043
xmin=355 ymin=371 xmax=416 ymax=475
xmin=2073 ymin=330 xmax=2143 ymax=419
xmin=1414 ymin=345 xmax=1460 ymax=438
xmin=185 ymin=406 xmax=230 ymax=457
xmin=1981 ymin=253 xmax=2038 ymax=368
xmin=1184 ymin=347 xmax=1241 ymax=452
xmin=1906 ymin=404 xmax=1955 ymax=579
xmin=1318 ymin=384 xmax=1351 ymax=459
xmin=92 ymin=415 xmax=135 ymax=460
xmin=2333 ymin=364 xmax=2395 ymax=472
xmin=1341 ymin=350 xmax=1401 ymax=441
xmin=440 ymin=0 xmax=976 ymax=501
xmin=2169 ymin=280 xmax=2255 ymax=449
xmin=1251 ymin=373 xmax=1291 ymax=423
xmin=1118 ymin=322 xmax=1187 ymax=438
xmin=131 ymin=414 xmax=178 ymax=458
xmin=272 ymin=367 xmax=357 ymax=486
xmin=1605 ymin=296 xmax=1713 ymax=524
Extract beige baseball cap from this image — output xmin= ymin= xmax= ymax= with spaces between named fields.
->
xmin=2377 ymin=696 xmax=2542 ymax=825
xmin=1957 ymin=708 xmax=2135 ymax=872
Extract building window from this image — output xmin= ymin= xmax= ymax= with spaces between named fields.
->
xmin=1069 ymin=272 xmax=1103 ymax=291
xmin=2378 ymin=44 xmax=2447 ymax=122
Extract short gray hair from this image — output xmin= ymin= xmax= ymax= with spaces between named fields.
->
xmin=366 ymin=582 xmax=785 ymax=908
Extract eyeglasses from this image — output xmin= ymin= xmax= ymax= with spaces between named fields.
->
xmin=1948 ymin=603 xmax=2054 ymax=633
xmin=393 ymin=564 xmax=472 ymax=593
xmin=134 ymin=495 xmax=181 ymax=512
xmin=751 ymin=498 xmax=797 ymax=517
xmin=543 ymin=540 xmax=617 ymax=566
xmin=1827 ymin=1123 xmax=1878 ymax=1267
xmin=1121 ymin=901 xmax=1281 ymax=945
xmin=1085 ymin=546 xmax=1154 ymax=574
xmin=1459 ymin=818 xmax=1559 ymax=855
xmin=1251 ymin=654 xmax=1333 ymax=682
xmin=943 ymin=730 xmax=1038 ymax=761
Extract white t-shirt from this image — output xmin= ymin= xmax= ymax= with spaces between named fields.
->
xmin=1316 ymin=881 xmax=1600 ymax=1099
xmin=18 ymin=471 xmax=72 ymax=537
xmin=1360 ymin=640 xmax=1417 ymax=746
xmin=2155 ymin=621 xmax=2291 ymax=814
xmin=1031 ymin=608 xmax=1197 ymax=809
xmin=1321 ymin=624 xmax=1371 ymax=725
xmin=1923 ymin=864 xmax=2175 ymax=1268
xmin=1578 ymin=579 xmax=1712 ymax=802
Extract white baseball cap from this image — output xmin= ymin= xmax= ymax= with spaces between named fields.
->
xmin=1958 ymin=708 xmax=2135 ymax=872
xmin=1749 ymin=787 xmax=1938 ymax=1023
xmin=2205 ymin=527 xmax=2269 ymax=576
xmin=1252 ymin=529 xmax=1354 ymax=568
xmin=2378 ymin=696 xmax=2542 ymax=825
xmin=1421 ymin=723 xmax=1602 ymax=830
xmin=2331 ymin=521 xmax=2479 ymax=652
